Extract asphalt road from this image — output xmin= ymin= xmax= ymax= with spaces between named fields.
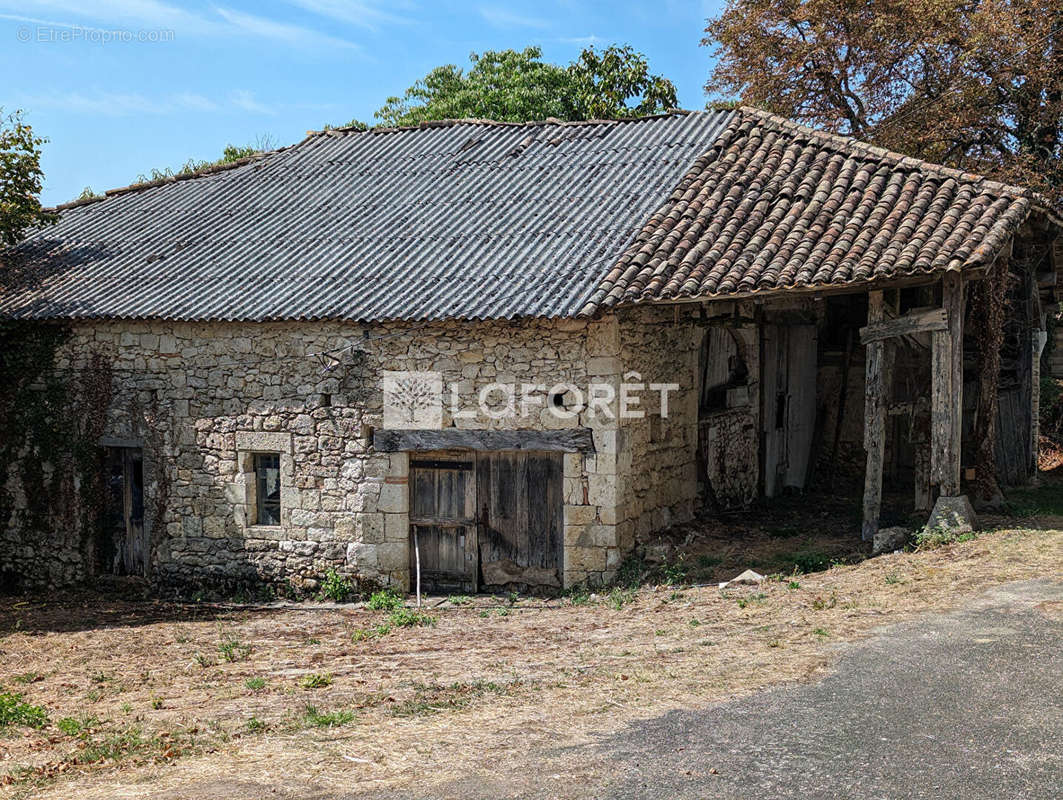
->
xmin=358 ymin=580 xmax=1062 ymax=800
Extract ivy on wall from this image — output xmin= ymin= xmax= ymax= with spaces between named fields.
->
xmin=0 ymin=321 xmax=114 ymax=581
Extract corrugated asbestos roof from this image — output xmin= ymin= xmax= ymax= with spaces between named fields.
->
xmin=0 ymin=111 xmax=735 ymax=321
xmin=586 ymin=108 xmax=1046 ymax=313
xmin=1 ymin=107 xmax=1049 ymax=322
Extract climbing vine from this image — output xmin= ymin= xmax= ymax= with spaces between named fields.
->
xmin=0 ymin=321 xmax=114 ymax=584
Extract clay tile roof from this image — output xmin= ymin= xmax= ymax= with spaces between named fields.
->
xmin=581 ymin=107 xmax=1053 ymax=315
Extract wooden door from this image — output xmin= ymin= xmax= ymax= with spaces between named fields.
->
xmin=100 ymin=446 xmax=148 ymax=576
xmin=476 ymin=452 xmax=563 ymax=589
xmin=762 ymin=324 xmax=818 ymax=496
xmin=409 ymin=458 xmax=477 ymax=593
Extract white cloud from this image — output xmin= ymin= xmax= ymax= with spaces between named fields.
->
xmin=230 ymin=90 xmax=275 ymax=115
xmin=0 ymin=0 xmax=361 ymax=48
xmin=559 ymin=34 xmax=602 ymax=47
xmin=17 ymin=90 xmax=219 ymax=116
xmin=478 ymin=5 xmax=549 ymax=29
xmin=213 ymin=6 xmax=359 ymax=49
xmin=284 ymin=0 xmax=413 ymax=30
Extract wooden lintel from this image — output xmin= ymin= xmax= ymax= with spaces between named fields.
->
xmin=373 ymin=427 xmax=595 ymax=453
xmin=859 ymin=308 xmax=948 ymax=345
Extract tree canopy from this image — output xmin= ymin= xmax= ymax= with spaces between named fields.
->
xmin=372 ymin=45 xmax=678 ymax=127
xmin=0 ymin=110 xmax=54 ymax=247
xmin=703 ymin=0 xmax=1063 ymax=206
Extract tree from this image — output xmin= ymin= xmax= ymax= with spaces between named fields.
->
xmin=0 ymin=110 xmax=54 ymax=247
xmin=374 ymin=45 xmax=678 ymax=127
xmin=703 ymin=0 xmax=1063 ymax=206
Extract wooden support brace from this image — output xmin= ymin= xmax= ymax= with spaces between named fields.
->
xmin=859 ymin=308 xmax=947 ymax=345
xmin=862 ymin=290 xmax=894 ymax=541
xmin=931 ymin=272 xmax=964 ymax=496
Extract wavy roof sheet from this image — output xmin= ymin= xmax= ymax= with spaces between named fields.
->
xmin=1 ymin=107 xmax=1048 ymax=322
xmin=0 ymin=111 xmax=734 ymax=321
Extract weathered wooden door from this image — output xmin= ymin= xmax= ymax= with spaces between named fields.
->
xmin=100 ymin=446 xmax=148 ymax=576
xmin=476 ymin=452 xmax=563 ymax=590
xmin=762 ymin=324 xmax=818 ymax=496
xmin=409 ymin=457 xmax=478 ymax=593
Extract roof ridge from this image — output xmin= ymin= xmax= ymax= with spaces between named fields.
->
xmin=315 ymin=109 xmax=695 ymax=136
xmin=49 ymin=139 xmax=305 ymax=212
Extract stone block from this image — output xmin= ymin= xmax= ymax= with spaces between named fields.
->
xmin=383 ymin=513 xmax=408 ymax=542
xmin=375 ymin=541 xmax=408 ymax=571
xmin=378 ymin=481 xmax=408 ymax=513
xmin=926 ymin=495 xmax=977 ymax=535
xmin=563 ymin=504 xmax=597 ymax=526
xmin=872 ymin=526 xmax=910 ymax=555
xmin=235 ymin=431 xmax=293 ymax=454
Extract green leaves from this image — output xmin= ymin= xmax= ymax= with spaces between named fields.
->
xmin=0 ymin=108 xmax=55 ymax=247
xmin=373 ymin=44 xmax=678 ymax=127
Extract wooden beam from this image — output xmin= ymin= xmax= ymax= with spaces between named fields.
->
xmin=859 ymin=308 xmax=948 ymax=345
xmin=862 ymin=290 xmax=894 ymax=541
xmin=373 ymin=427 xmax=595 ymax=453
xmin=931 ymin=273 xmax=965 ymax=495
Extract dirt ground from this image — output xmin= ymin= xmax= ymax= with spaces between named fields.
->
xmin=1 ymin=516 xmax=1061 ymax=799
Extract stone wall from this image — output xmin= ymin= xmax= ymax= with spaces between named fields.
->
xmin=2 ymin=315 xmax=661 ymax=592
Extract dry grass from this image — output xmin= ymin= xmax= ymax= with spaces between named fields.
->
xmin=1 ymin=524 xmax=1060 ymax=799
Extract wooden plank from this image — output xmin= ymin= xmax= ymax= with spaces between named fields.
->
xmin=930 ymin=274 xmax=965 ymax=494
xmin=784 ymin=324 xmax=817 ymax=489
xmin=374 ymin=427 xmax=594 ymax=453
xmin=862 ymin=290 xmax=893 ymax=541
xmin=761 ymin=323 xmax=783 ymax=498
xmin=859 ymin=308 xmax=947 ymax=345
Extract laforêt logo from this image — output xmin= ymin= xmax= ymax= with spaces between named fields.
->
xmin=382 ymin=371 xmax=444 ymax=429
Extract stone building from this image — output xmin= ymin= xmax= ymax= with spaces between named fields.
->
xmin=1 ymin=108 xmax=1059 ymax=594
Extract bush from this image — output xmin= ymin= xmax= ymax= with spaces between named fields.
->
xmin=319 ymin=569 xmax=354 ymax=602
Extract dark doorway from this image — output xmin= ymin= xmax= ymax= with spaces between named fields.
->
xmin=99 ymin=446 xmax=148 ymax=577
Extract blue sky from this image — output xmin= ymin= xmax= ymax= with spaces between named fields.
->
xmin=1 ymin=1 xmax=726 ymax=207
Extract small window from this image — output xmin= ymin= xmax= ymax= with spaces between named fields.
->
xmin=254 ymin=453 xmax=281 ymax=525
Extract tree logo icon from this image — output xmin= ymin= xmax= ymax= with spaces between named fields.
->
xmin=382 ymin=371 xmax=443 ymax=429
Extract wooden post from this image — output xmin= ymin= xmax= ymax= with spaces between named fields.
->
xmin=931 ymin=273 xmax=964 ymax=497
xmin=862 ymin=291 xmax=893 ymax=541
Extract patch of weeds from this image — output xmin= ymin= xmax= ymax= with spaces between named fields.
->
xmin=813 ymin=627 xmax=830 ymax=637
xmin=90 ymin=670 xmax=112 ymax=685
xmin=305 ymin=637 xmax=321 ymax=646
xmin=352 ymin=623 xmax=392 ymax=641
xmin=564 ymin=585 xmax=593 ymax=606
xmin=661 ymin=554 xmax=688 ymax=586
xmin=915 ymin=525 xmax=977 ymax=549
xmin=367 ymin=589 xmax=404 ymax=611
xmin=1004 ymin=482 xmax=1063 ymax=517
xmin=787 ymin=580 xmax=801 ymax=590
xmin=244 ymin=676 xmax=267 ymax=691
xmin=607 ymin=587 xmax=635 ymax=610
xmin=447 ymin=594 xmax=470 ymax=606
xmin=388 ymin=608 xmax=436 ymax=628
xmin=318 ymin=568 xmax=354 ymax=602
xmin=120 ymin=702 xmax=133 ymax=714
xmin=0 ymin=692 xmax=48 ymax=728
xmin=76 ymin=726 xmax=151 ymax=764
xmin=613 ymin=554 xmax=648 ymax=588
xmin=478 ymin=610 xmax=490 ymax=618
xmin=810 ymin=591 xmax=837 ymax=611
xmin=150 ymin=695 xmax=164 ymax=710
xmin=768 ymin=638 xmax=781 ymax=647
xmin=246 ymin=716 xmax=267 ymax=732
xmin=506 ymin=591 xmax=519 ymax=606
xmin=884 ymin=572 xmax=904 ymax=585
xmin=777 ymin=548 xmax=831 ymax=574
xmin=10 ymin=671 xmax=43 ymax=685
xmin=56 ymin=715 xmax=97 ymax=737
xmin=654 ymin=629 xmax=667 ymax=636
xmin=192 ymin=652 xmax=217 ymax=669
xmin=218 ymin=636 xmax=252 ymax=663
xmin=390 ymin=680 xmax=514 ymax=718
xmin=688 ymin=618 xmax=701 ymax=627
xmin=303 ymin=703 xmax=355 ymax=728
xmin=496 ymin=608 xmax=510 ymax=617
xmin=300 ymin=673 xmax=333 ymax=690
xmin=86 ymin=689 xmax=104 ymax=703
xmin=735 ymin=592 xmax=767 ymax=609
